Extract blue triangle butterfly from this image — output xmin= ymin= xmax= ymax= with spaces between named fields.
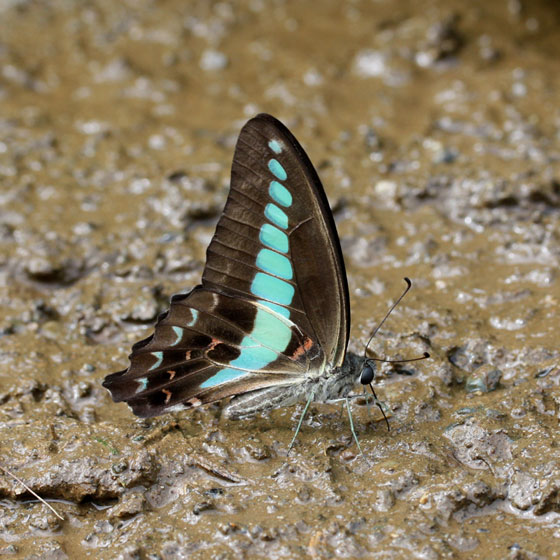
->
xmin=104 ymin=114 xmax=399 ymax=454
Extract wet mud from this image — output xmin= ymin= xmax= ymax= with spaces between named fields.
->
xmin=0 ymin=0 xmax=559 ymax=558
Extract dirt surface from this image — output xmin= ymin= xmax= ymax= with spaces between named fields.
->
xmin=1 ymin=0 xmax=559 ymax=558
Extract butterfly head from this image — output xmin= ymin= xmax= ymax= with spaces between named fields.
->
xmin=358 ymin=359 xmax=375 ymax=386
xmin=355 ymin=357 xmax=390 ymax=430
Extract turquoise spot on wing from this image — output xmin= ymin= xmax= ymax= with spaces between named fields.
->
xmin=170 ymin=326 xmax=184 ymax=346
xmin=269 ymin=181 xmax=292 ymax=207
xmin=135 ymin=377 xmax=148 ymax=394
xmin=187 ymin=309 xmax=198 ymax=327
xmin=200 ymin=367 xmax=245 ymax=388
xmin=149 ymin=351 xmax=163 ymax=371
xmin=259 ymin=224 xmax=288 ymax=253
xmin=261 ymin=300 xmax=290 ymax=319
xmin=245 ymin=307 xmax=292 ymax=351
xmin=268 ymin=159 xmax=287 ymax=181
xmin=268 ymin=139 xmax=283 ymax=154
xmin=251 ymin=272 xmax=295 ymax=306
xmin=256 ymin=248 xmax=293 ymax=279
xmin=264 ymin=203 xmax=288 ymax=229
xmin=231 ymin=345 xmax=278 ymax=370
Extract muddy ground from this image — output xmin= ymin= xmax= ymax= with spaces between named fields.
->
xmin=0 ymin=0 xmax=559 ymax=558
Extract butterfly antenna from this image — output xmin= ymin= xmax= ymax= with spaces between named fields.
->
xmin=368 ymin=353 xmax=431 ymax=365
xmin=360 ymin=277 xmax=430 ymax=432
xmin=363 ymin=277 xmax=412 ymax=359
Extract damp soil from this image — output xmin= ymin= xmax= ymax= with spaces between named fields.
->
xmin=1 ymin=0 xmax=560 ymax=558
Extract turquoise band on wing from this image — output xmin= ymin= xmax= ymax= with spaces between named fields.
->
xmin=187 ymin=309 xmax=198 ymax=327
xmin=201 ymin=139 xmax=298 ymax=390
xmin=268 ymin=159 xmax=287 ymax=181
xmin=260 ymin=300 xmax=291 ymax=319
xmin=245 ymin=306 xmax=292 ymax=351
xmin=200 ymin=306 xmax=293 ymax=388
xmin=251 ymin=272 xmax=295 ymax=306
xmin=149 ymin=351 xmax=163 ymax=371
xmin=264 ymin=203 xmax=288 ymax=230
xmin=201 ymin=367 xmax=245 ymax=387
xmin=269 ymin=181 xmax=292 ymax=208
xmin=170 ymin=326 xmax=184 ymax=346
xmin=231 ymin=344 xmax=278 ymax=369
xmin=260 ymin=223 xmax=288 ymax=253
xmin=256 ymin=248 xmax=293 ymax=279
xmin=268 ymin=139 xmax=283 ymax=154
xmin=135 ymin=377 xmax=148 ymax=393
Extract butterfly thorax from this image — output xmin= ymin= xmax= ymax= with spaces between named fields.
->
xmin=223 ymin=352 xmax=363 ymax=420
xmin=309 ymin=351 xmax=363 ymax=402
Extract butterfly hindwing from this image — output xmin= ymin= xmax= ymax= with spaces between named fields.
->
xmin=103 ymin=287 xmax=324 ymax=417
xmin=103 ymin=114 xmax=349 ymax=417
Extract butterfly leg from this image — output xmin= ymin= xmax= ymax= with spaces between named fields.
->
xmin=288 ymin=394 xmax=314 ymax=455
xmin=345 ymin=397 xmax=371 ymax=465
xmin=331 ymin=392 xmax=388 ymax=430
xmin=363 ymin=386 xmax=372 ymax=419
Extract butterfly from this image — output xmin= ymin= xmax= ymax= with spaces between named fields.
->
xmin=103 ymin=114 xmax=408 ymax=454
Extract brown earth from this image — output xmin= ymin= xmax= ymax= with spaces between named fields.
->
xmin=0 ymin=0 xmax=559 ymax=558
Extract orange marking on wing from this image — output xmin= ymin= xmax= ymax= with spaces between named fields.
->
xmin=167 ymin=370 xmax=176 ymax=380
xmin=207 ymin=338 xmax=220 ymax=351
xmin=203 ymin=338 xmax=221 ymax=360
xmin=162 ymin=389 xmax=172 ymax=404
xmin=185 ymin=351 xmax=192 ymax=360
xmin=291 ymin=336 xmax=313 ymax=360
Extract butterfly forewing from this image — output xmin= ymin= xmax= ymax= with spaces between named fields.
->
xmin=204 ymin=114 xmax=350 ymax=366
xmin=103 ymin=114 xmax=349 ymax=417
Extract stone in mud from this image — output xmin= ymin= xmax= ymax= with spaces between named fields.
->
xmin=465 ymin=365 xmax=502 ymax=393
xmin=444 ymin=418 xmax=513 ymax=470
xmin=509 ymin=471 xmax=539 ymax=511
xmin=24 ymin=256 xmax=85 ymax=285
xmin=534 ymin=478 xmax=560 ymax=515
xmin=106 ymin=490 xmax=147 ymax=519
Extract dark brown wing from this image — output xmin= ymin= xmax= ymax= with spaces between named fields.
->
xmin=103 ymin=287 xmax=319 ymax=417
xmin=203 ymin=114 xmax=350 ymax=367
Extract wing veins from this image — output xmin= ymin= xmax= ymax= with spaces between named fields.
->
xmin=211 ymin=236 xmax=256 ymax=260
xmin=224 ymin=194 xmax=269 ymax=228
xmin=134 ymin=362 xmax=216 ymax=396
xmin=233 ymin=158 xmax=276 ymax=186
xmin=220 ymin=213 xmax=261 ymax=235
xmin=207 ymin=246 xmax=295 ymax=283
xmin=215 ymin=221 xmax=291 ymax=259
xmin=204 ymin=261 xmax=296 ymax=288
xmin=228 ymin=186 xmax=267 ymax=213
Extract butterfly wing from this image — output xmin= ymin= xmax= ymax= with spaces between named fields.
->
xmin=103 ymin=114 xmax=350 ymax=417
xmin=203 ymin=114 xmax=350 ymax=366
xmin=104 ymin=287 xmax=318 ymax=417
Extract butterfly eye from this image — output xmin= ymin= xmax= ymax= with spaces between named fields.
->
xmin=360 ymin=363 xmax=374 ymax=385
